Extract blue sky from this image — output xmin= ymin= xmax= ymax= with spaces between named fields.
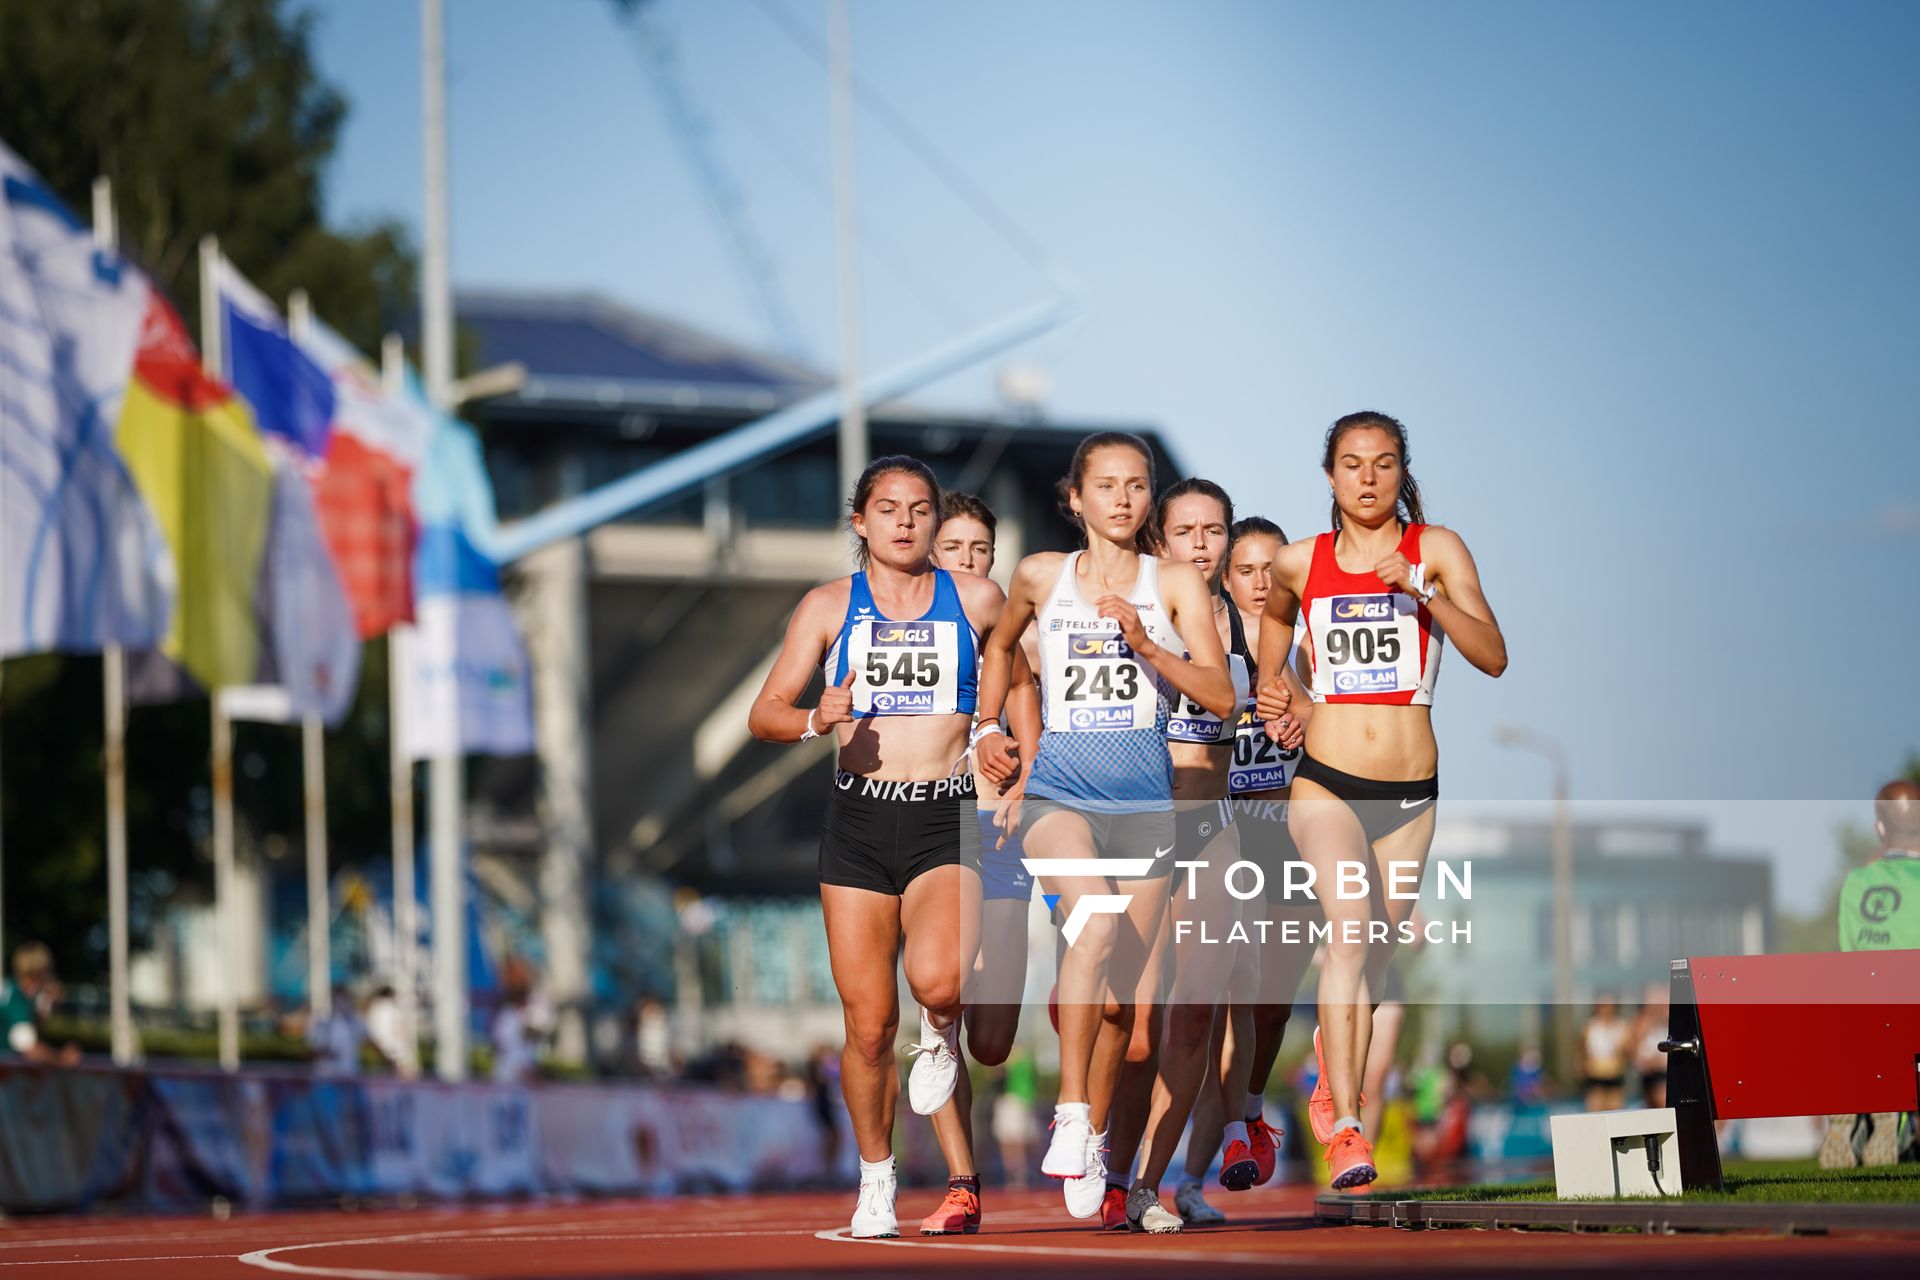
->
xmin=308 ymin=0 xmax=1919 ymax=909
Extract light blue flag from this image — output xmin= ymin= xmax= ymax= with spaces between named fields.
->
xmin=398 ymin=380 xmax=533 ymax=760
xmin=0 ymin=139 xmax=173 ymax=657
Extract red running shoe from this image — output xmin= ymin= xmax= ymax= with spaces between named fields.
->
xmin=1309 ymin=1025 xmax=1366 ymax=1146
xmin=1100 ymin=1184 xmax=1128 ymax=1231
xmin=1218 ymin=1138 xmax=1259 ymax=1191
xmin=1327 ymin=1128 xmax=1377 ymax=1191
xmin=1247 ymin=1115 xmax=1281 ymax=1185
xmin=919 ymin=1184 xmax=982 ymax=1235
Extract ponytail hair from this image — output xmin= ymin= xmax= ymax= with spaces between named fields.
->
xmin=1321 ymin=411 xmax=1425 ymax=531
xmin=1056 ymin=431 xmax=1158 ymax=554
xmin=848 ymin=455 xmax=941 ymax=568
xmin=1231 ymin=514 xmax=1286 ymax=545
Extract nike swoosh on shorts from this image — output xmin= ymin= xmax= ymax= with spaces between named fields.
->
xmin=1153 ymin=844 xmax=1174 ymax=858
xmin=1399 ymin=797 xmax=1432 ymax=810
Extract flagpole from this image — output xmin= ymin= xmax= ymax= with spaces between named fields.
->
xmin=285 ymin=290 xmax=334 ymax=1025
xmin=382 ymin=333 xmax=421 ymax=1078
xmin=830 ymin=0 xmax=867 ymax=504
xmin=422 ymin=0 xmax=467 ymax=1083
xmin=199 ymin=235 xmax=240 ymax=1073
xmin=93 ymin=176 xmax=136 ymax=1068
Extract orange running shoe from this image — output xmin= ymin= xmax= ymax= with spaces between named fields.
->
xmin=1100 ymin=1184 xmax=1129 ymax=1231
xmin=919 ymin=1184 xmax=982 ymax=1235
xmin=1309 ymin=1025 xmax=1366 ymax=1146
xmin=1218 ymin=1138 xmax=1259 ymax=1191
xmin=1326 ymin=1128 xmax=1377 ymax=1191
xmin=1247 ymin=1115 xmax=1281 ymax=1185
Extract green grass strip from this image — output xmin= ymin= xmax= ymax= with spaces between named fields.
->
xmin=1365 ymin=1159 xmax=1920 ymax=1205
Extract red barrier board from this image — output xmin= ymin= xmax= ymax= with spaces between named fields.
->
xmin=1689 ymin=949 xmax=1920 ymax=1119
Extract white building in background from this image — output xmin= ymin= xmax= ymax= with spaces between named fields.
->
xmin=1410 ymin=815 xmax=1773 ymax=1046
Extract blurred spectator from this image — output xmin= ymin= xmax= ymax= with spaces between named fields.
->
xmin=1 ymin=943 xmax=81 ymax=1066
xmin=1412 ymin=1041 xmax=1477 ymax=1165
xmin=632 ymin=995 xmax=675 ymax=1079
xmin=364 ymin=981 xmax=418 ymax=1078
xmin=491 ymin=961 xmax=540 ymax=1084
xmin=1510 ymin=1043 xmax=1548 ymax=1104
xmin=1581 ymin=994 xmax=1629 ymax=1111
xmin=308 ymin=983 xmax=368 ymax=1076
xmin=1630 ymin=981 xmax=1670 ymax=1108
xmin=1821 ymin=779 xmax=1920 ymax=1168
xmin=805 ymin=1043 xmax=843 ymax=1178
xmin=992 ymin=1049 xmax=1040 ymax=1187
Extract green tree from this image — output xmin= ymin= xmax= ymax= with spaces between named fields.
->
xmin=0 ymin=0 xmax=418 ymax=984
xmin=0 ymin=0 xmax=416 ymax=354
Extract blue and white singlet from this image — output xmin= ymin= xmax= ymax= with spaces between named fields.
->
xmin=824 ymin=568 xmax=978 ymax=718
xmin=1025 ymin=552 xmax=1178 ymax=814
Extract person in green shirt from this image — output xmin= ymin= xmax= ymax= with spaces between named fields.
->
xmin=1820 ymin=780 xmax=1920 ymax=1168
xmin=1 ymin=942 xmax=81 ymax=1066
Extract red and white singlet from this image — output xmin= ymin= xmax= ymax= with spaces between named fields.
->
xmin=1298 ymin=523 xmax=1442 ymax=706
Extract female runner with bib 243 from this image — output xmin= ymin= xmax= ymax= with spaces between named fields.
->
xmin=974 ymin=433 xmax=1242 ymax=1221
xmin=1254 ymin=412 xmax=1507 ymax=1190
xmin=749 ymin=456 xmax=1010 ymax=1238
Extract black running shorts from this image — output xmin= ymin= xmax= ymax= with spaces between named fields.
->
xmin=1292 ymin=753 xmax=1438 ymax=845
xmin=819 ymin=771 xmax=980 ymax=896
xmin=1231 ymin=795 xmax=1302 ymax=896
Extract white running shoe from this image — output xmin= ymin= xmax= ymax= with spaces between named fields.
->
xmin=1174 ymin=1180 xmax=1226 ymax=1226
xmin=905 ymin=1007 xmax=960 ymax=1116
xmin=1042 ymin=1108 xmax=1092 ymax=1180
xmin=850 ymin=1161 xmax=899 ymax=1238
xmin=1126 ymin=1186 xmax=1184 ymax=1234
xmin=1063 ymin=1128 xmax=1109 ymax=1219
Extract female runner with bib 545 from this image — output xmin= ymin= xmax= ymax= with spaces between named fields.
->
xmin=1254 ymin=412 xmax=1507 ymax=1190
xmin=749 ymin=456 xmax=1010 ymax=1238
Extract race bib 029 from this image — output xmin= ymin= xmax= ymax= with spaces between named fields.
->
xmin=1229 ymin=705 xmax=1302 ymax=794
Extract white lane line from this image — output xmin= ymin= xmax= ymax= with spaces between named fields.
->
xmin=236 ymin=1217 xmax=618 ymax=1280
xmin=0 ymin=1256 xmax=237 ymax=1268
xmin=814 ymin=1226 xmax=1292 ymax=1266
xmin=236 ymin=1219 xmax=821 ymax=1279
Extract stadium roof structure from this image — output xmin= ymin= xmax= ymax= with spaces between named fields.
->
xmin=457 ymin=289 xmax=829 ymax=416
xmin=459 ymin=285 xmax=1182 ymax=898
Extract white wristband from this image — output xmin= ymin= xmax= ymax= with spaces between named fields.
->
xmin=800 ymin=707 xmax=821 ymax=742
xmin=1406 ymin=563 xmax=1437 ymax=604
xmin=970 ymin=721 xmax=1005 ymax=747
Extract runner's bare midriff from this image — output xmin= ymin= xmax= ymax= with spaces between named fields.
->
xmin=834 ymin=712 xmax=972 ymax=783
xmin=1304 ymin=702 xmax=1436 ymax=781
xmin=1171 ymin=739 xmax=1231 ymax=801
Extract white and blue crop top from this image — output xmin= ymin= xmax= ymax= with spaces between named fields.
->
xmin=824 ymin=568 xmax=978 ymax=718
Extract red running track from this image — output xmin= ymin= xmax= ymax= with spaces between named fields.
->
xmin=2 ymin=1185 xmax=1915 ymax=1278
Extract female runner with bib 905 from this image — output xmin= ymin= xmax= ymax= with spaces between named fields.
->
xmin=749 ymin=456 xmax=1011 ymax=1239
xmin=1254 ymin=412 xmax=1507 ymax=1190
xmin=974 ymin=433 xmax=1244 ymax=1222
